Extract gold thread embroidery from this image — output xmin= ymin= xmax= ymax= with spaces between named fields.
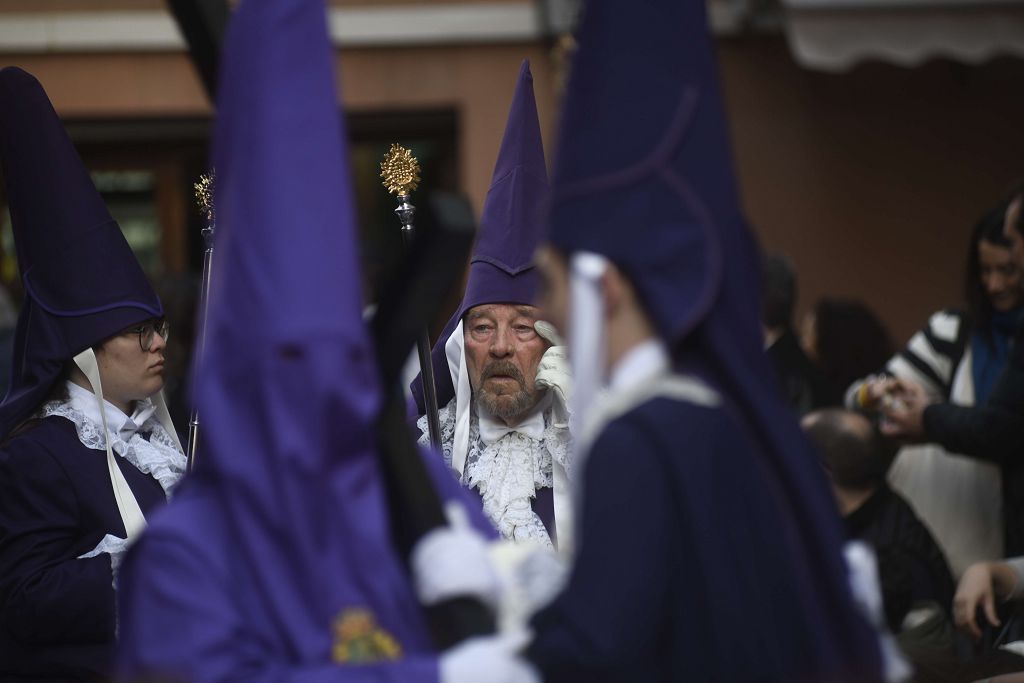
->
xmin=332 ymin=608 xmax=402 ymax=663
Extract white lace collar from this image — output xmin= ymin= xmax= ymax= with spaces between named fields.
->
xmin=66 ymin=380 xmax=157 ymax=442
xmin=420 ymin=397 xmax=571 ymax=546
xmin=38 ymin=381 xmax=186 ymax=497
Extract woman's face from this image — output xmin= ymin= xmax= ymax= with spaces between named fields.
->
xmin=978 ymin=239 xmax=1023 ymax=313
xmin=94 ymin=320 xmax=167 ymax=412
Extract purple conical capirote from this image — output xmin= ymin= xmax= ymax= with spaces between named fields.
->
xmin=545 ymin=0 xmax=882 ymax=676
xmin=411 ymin=59 xmax=549 ymax=413
xmin=0 ymin=67 xmax=162 ymax=439
xmin=116 ymin=0 xmax=439 ymax=671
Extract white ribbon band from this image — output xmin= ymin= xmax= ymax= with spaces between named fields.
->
xmin=568 ymin=252 xmax=609 ymax=439
xmin=72 ymin=348 xmax=147 ymax=542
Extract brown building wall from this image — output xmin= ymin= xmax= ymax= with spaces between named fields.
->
xmin=2 ymin=33 xmax=1024 ymax=344
xmin=720 ymin=38 xmax=1024 ymax=342
xmin=0 ymin=42 xmax=559 ymax=222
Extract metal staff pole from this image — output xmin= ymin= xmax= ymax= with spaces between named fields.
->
xmin=380 ymin=145 xmax=442 ymax=449
xmin=369 ymin=190 xmax=492 ymax=647
xmin=186 ymin=172 xmax=216 ymax=470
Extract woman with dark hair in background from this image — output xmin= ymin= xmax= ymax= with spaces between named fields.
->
xmin=847 ymin=200 xmax=1023 ymax=577
xmin=801 ymin=297 xmax=895 ymax=407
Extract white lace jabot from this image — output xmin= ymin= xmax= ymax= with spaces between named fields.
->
xmin=478 ymin=408 xmax=546 ymax=446
xmin=419 ymin=397 xmax=571 ymax=546
xmin=39 ymin=381 xmax=186 ymax=497
xmin=66 ymin=381 xmax=155 ymax=441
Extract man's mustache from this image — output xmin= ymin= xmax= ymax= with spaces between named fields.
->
xmin=481 ymin=360 xmax=526 ymax=386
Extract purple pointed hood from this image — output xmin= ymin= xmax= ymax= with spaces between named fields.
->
xmin=546 ymin=0 xmax=881 ymax=674
xmin=0 ymin=67 xmax=162 ymax=439
xmin=411 ymin=60 xmax=548 ymax=413
xmin=189 ymin=0 xmax=433 ymax=661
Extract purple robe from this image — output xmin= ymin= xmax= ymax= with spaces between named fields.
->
xmin=116 ymin=444 xmax=490 ymax=683
xmin=0 ymin=416 xmax=166 ymax=681
xmin=529 ymin=386 xmax=882 ymax=682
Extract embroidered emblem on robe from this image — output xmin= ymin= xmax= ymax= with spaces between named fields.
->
xmin=331 ymin=608 xmax=402 ymax=663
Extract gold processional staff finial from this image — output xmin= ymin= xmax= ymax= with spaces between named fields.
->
xmin=194 ymin=171 xmax=216 ymax=224
xmin=379 ymin=143 xmax=421 ymax=197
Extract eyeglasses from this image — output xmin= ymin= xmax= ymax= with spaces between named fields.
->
xmin=125 ymin=319 xmax=170 ymax=352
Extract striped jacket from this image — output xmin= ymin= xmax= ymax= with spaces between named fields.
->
xmin=846 ymin=309 xmax=1004 ymax=577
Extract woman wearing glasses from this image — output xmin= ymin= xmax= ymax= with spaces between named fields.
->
xmin=0 ymin=68 xmax=185 ymax=682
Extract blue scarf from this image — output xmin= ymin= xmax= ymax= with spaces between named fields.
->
xmin=972 ymin=307 xmax=1023 ymax=404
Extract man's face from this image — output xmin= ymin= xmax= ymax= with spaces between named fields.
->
xmin=534 ymin=245 xmax=570 ymax=335
xmin=1004 ymin=197 xmax=1024 ymax=270
xmin=464 ymin=303 xmax=547 ymax=425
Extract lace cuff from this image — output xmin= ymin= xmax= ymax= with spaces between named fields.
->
xmin=78 ymin=533 xmax=131 ymax=589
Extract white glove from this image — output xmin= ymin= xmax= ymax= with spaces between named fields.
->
xmin=533 ymin=320 xmax=563 ymax=346
xmin=489 ymin=541 xmax=568 ymax=632
xmin=533 ymin=324 xmax=571 ymax=427
xmin=412 ymin=503 xmax=500 ymax=609
xmin=439 ymin=631 xmax=540 ymax=683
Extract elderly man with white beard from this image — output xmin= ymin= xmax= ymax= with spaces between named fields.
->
xmin=412 ymin=61 xmax=571 ymax=551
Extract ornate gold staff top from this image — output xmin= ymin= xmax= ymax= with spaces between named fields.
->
xmin=187 ymin=170 xmax=217 ymax=470
xmin=380 ymin=144 xmax=421 ymax=242
xmin=194 ymin=171 xmax=216 ymax=225
xmin=379 ymin=144 xmax=442 ymax=449
xmin=380 ymin=143 xmax=420 ymax=196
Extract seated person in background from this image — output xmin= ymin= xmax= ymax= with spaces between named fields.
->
xmin=803 ymin=408 xmax=955 ymax=635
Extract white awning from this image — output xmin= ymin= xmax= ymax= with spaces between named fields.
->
xmin=0 ymin=3 xmax=542 ymax=53
xmin=780 ymin=0 xmax=1024 ymax=71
